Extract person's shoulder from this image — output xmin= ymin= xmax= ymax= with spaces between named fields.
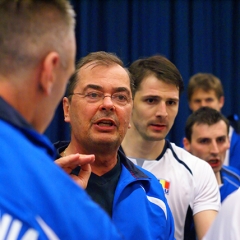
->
xmin=222 ymin=165 xmax=240 ymax=175
xmin=230 ymin=128 xmax=240 ymax=144
xmin=168 ymin=142 xmax=210 ymax=168
xmin=203 ymin=188 xmax=240 ymax=240
xmin=224 ymin=187 xmax=240 ymax=202
xmin=168 ymin=142 xmax=198 ymax=159
xmin=222 ymin=165 xmax=240 ymax=182
xmin=135 ymin=164 xmax=159 ymax=180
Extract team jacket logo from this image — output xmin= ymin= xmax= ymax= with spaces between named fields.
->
xmin=159 ymin=179 xmax=170 ymax=194
xmin=0 ymin=213 xmax=59 ymax=239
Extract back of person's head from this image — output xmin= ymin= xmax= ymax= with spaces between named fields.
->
xmin=66 ymin=51 xmax=134 ymax=100
xmin=128 ymin=55 xmax=184 ymax=97
xmin=0 ymin=0 xmax=75 ymax=76
xmin=187 ymin=73 xmax=224 ymax=102
xmin=185 ymin=106 xmax=229 ymax=142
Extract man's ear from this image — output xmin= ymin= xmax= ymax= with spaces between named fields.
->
xmin=63 ymin=97 xmax=70 ymax=123
xmin=39 ymin=52 xmax=60 ymax=95
xmin=128 ymin=123 xmax=131 ymax=129
xmin=183 ymin=137 xmax=191 ymax=152
xmin=219 ymin=96 xmax=225 ymax=110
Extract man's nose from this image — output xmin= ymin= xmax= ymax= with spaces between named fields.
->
xmin=100 ymin=95 xmax=115 ymax=111
xmin=210 ymin=141 xmax=219 ymax=154
xmin=156 ymin=102 xmax=168 ymax=117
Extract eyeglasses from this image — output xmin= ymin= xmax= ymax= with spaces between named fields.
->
xmin=69 ymin=91 xmax=132 ymax=106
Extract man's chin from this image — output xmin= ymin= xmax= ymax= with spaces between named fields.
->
xmin=92 ymin=138 xmax=121 ymax=148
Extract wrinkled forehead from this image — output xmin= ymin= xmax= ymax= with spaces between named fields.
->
xmin=77 ymin=62 xmax=131 ymax=91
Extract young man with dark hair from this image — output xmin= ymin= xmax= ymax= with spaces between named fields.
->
xmin=183 ymin=107 xmax=240 ymax=203
xmin=121 ymin=55 xmax=220 ymax=240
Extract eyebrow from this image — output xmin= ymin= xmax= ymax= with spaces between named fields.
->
xmin=82 ymin=84 xmax=102 ymax=92
xmin=142 ymin=95 xmax=179 ymax=101
xmin=82 ymin=84 xmax=131 ymax=95
xmin=197 ymin=135 xmax=227 ymax=140
xmin=217 ymin=135 xmax=227 ymax=139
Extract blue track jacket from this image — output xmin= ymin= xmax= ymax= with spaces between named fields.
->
xmin=229 ymin=130 xmax=240 ymax=170
xmin=55 ymin=141 xmax=175 ymax=240
xmin=0 ymin=97 xmax=123 ymax=239
xmin=220 ymin=165 xmax=240 ymax=202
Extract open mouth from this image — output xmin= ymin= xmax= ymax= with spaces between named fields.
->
xmin=97 ymin=120 xmax=114 ymax=126
xmin=208 ymin=159 xmax=220 ymax=168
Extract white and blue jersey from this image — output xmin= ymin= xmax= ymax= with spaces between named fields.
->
xmin=121 ymin=140 xmax=220 ymax=240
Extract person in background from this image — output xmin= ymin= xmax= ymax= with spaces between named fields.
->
xmin=54 ymin=51 xmax=175 ymax=240
xmin=203 ymin=188 xmax=240 ymax=240
xmin=183 ymin=107 xmax=240 ymax=203
xmin=0 ymin=1 xmax=124 ymax=239
xmin=121 ymin=55 xmax=220 ymax=240
xmin=187 ymin=73 xmax=240 ymax=170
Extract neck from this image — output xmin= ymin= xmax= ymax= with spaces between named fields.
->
xmin=66 ymin=141 xmax=118 ymax=176
xmin=122 ymin=126 xmax=165 ymax=160
xmin=91 ymin=154 xmax=118 ymax=176
xmin=215 ymin=171 xmax=222 ymax=185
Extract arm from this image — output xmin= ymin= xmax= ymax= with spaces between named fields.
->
xmin=55 ymin=153 xmax=95 ymax=189
xmin=193 ymin=209 xmax=218 ymax=240
xmin=192 ymin=159 xmax=221 ymax=239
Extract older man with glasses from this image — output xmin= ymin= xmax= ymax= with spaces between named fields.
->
xmin=54 ymin=51 xmax=175 ymax=240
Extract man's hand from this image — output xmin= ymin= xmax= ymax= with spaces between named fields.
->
xmin=55 ymin=154 xmax=95 ymax=189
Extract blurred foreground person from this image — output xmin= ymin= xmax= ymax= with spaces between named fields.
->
xmin=0 ymin=1 xmax=123 ymax=239
xmin=203 ymin=188 xmax=240 ymax=240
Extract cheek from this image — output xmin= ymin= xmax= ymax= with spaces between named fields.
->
xmin=69 ymin=103 xmax=88 ymax=123
xmin=120 ymin=107 xmax=132 ymax=127
xmin=220 ymin=144 xmax=230 ymax=153
xmin=168 ymin=108 xmax=178 ymax=122
xmin=190 ymin=103 xmax=198 ymax=112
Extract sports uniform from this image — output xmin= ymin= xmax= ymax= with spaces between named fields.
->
xmin=120 ymin=140 xmax=220 ymax=240
xmin=224 ymin=127 xmax=240 ymax=171
xmin=220 ymin=165 xmax=240 ymax=202
xmin=55 ymin=141 xmax=175 ymax=240
xmin=0 ymin=97 xmax=122 ymax=240
xmin=203 ymin=188 xmax=240 ymax=240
